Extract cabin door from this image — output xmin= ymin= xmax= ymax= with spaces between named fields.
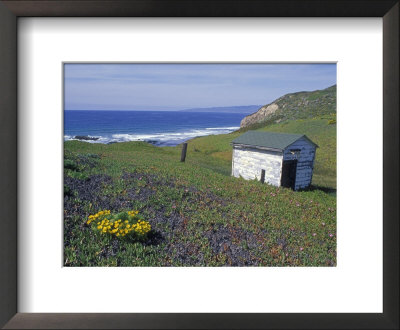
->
xmin=281 ymin=160 xmax=297 ymax=189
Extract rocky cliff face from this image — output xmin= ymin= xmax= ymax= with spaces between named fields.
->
xmin=240 ymin=85 xmax=336 ymax=128
xmin=240 ymin=103 xmax=279 ymax=128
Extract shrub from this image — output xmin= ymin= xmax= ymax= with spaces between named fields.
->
xmin=64 ymin=184 xmax=73 ymax=197
xmin=66 ymin=171 xmax=89 ymax=180
xmin=86 ymin=210 xmax=151 ymax=239
xmin=64 ymin=159 xmax=80 ymax=171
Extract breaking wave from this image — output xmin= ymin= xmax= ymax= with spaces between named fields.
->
xmin=64 ymin=126 xmax=239 ymax=146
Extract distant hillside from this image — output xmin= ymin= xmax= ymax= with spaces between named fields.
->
xmin=181 ymin=105 xmax=261 ymax=114
xmin=240 ymin=85 xmax=336 ymax=128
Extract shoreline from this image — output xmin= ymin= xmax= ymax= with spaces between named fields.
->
xmin=64 ymin=127 xmax=240 ymax=147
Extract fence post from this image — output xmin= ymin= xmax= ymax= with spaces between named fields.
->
xmin=260 ymin=169 xmax=265 ymax=183
xmin=180 ymin=143 xmax=188 ymax=162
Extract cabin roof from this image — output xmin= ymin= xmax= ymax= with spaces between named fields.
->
xmin=231 ymin=131 xmax=318 ymax=151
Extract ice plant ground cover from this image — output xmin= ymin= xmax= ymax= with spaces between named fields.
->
xmin=64 ymin=116 xmax=336 ymax=267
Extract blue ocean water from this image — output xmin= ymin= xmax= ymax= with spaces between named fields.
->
xmin=64 ymin=110 xmax=245 ymax=146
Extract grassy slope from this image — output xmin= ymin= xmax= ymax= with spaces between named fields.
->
xmin=186 ymin=114 xmax=336 ymax=189
xmin=274 ymin=85 xmax=336 ymax=121
xmin=241 ymin=85 xmax=336 ymax=126
xmin=64 ymin=115 xmax=336 ymax=267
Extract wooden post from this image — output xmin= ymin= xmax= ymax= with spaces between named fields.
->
xmin=180 ymin=143 xmax=188 ymax=162
xmin=260 ymin=169 xmax=265 ymax=183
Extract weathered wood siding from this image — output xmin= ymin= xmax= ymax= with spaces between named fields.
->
xmin=232 ymin=146 xmax=283 ymax=186
xmin=283 ymin=137 xmax=316 ymax=190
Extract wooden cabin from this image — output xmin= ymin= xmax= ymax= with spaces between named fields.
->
xmin=231 ymin=131 xmax=318 ymax=190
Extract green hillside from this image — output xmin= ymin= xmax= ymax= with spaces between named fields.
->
xmin=241 ymin=85 xmax=336 ymax=128
xmin=186 ymin=113 xmax=336 ymax=190
xmin=274 ymin=85 xmax=336 ymax=120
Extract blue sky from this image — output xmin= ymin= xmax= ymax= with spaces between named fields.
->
xmin=64 ymin=63 xmax=336 ymax=111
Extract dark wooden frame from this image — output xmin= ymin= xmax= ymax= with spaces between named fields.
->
xmin=0 ymin=1 xmax=398 ymax=329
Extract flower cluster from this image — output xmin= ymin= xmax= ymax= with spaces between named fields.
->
xmin=86 ymin=210 xmax=111 ymax=225
xmin=86 ymin=210 xmax=151 ymax=239
xmin=132 ymin=219 xmax=151 ymax=236
xmin=128 ymin=210 xmax=139 ymax=217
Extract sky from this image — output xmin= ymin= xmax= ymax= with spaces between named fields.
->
xmin=64 ymin=63 xmax=336 ymax=111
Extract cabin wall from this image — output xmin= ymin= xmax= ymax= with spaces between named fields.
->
xmin=232 ymin=146 xmax=283 ymax=186
xmin=283 ymin=137 xmax=316 ymax=190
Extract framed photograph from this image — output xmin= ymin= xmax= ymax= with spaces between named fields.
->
xmin=0 ymin=1 xmax=398 ymax=329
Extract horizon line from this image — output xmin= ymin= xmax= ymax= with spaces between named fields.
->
xmin=64 ymin=105 xmax=262 ymax=112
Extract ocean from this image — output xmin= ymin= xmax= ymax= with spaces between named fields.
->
xmin=64 ymin=110 xmax=245 ymax=146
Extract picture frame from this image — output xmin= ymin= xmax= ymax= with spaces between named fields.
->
xmin=0 ymin=1 xmax=398 ymax=329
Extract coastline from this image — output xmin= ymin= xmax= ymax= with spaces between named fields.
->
xmin=64 ymin=110 xmax=244 ymax=146
xmin=64 ymin=126 xmax=240 ymax=147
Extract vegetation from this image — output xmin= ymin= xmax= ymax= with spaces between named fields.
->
xmin=241 ymin=85 xmax=336 ymax=127
xmin=64 ymin=114 xmax=336 ymax=266
xmin=273 ymin=85 xmax=336 ymax=120
xmin=189 ymin=113 xmax=336 ymax=190
xmin=86 ymin=209 xmax=151 ymax=238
